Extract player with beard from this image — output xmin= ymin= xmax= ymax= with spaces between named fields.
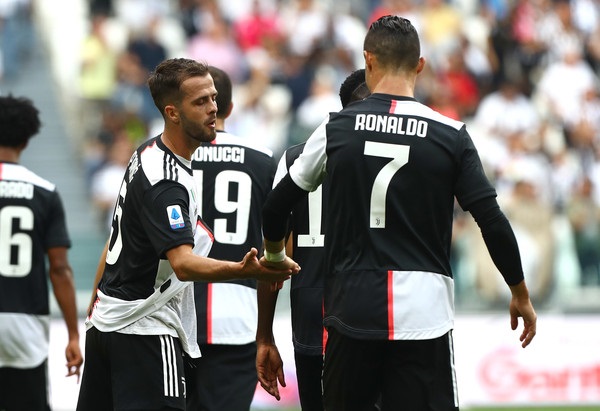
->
xmin=77 ymin=58 xmax=298 ymax=411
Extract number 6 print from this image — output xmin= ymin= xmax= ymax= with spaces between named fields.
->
xmin=0 ymin=206 xmax=33 ymax=277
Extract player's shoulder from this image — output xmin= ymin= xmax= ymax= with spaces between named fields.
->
xmin=214 ymin=131 xmax=273 ymax=158
xmin=139 ymin=136 xmax=192 ymax=185
xmin=410 ymin=101 xmax=465 ymax=131
xmin=284 ymin=142 xmax=306 ymax=163
xmin=0 ymin=162 xmax=56 ymax=192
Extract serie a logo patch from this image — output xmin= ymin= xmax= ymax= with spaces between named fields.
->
xmin=166 ymin=205 xmax=185 ymax=229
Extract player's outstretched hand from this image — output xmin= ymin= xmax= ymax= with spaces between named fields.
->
xmin=508 ymin=280 xmax=537 ymax=348
xmin=256 ymin=341 xmax=286 ymax=401
xmin=242 ymin=248 xmax=299 ymax=283
xmin=65 ymin=338 xmax=83 ymax=382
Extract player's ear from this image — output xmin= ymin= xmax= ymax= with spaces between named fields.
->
xmin=364 ymin=50 xmax=373 ymax=70
xmin=164 ymin=104 xmax=179 ymax=124
xmin=365 ymin=50 xmax=381 ymax=76
xmin=416 ymin=57 xmax=426 ymax=74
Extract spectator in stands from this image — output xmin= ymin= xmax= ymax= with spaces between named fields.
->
xmin=567 ymin=175 xmax=600 ymax=286
xmin=533 ymin=41 xmax=599 ymax=141
xmin=90 ymin=134 xmax=135 ymax=235
xmin=126 ymin=16 xmax=167 ymax=73
xmin=187 ymin=11 xmax=248 ymax=83
xmin=78 ymin=13 xmax=118 ymax=140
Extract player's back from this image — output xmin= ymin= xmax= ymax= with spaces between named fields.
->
xmin=192 ymin=131 xmax=276 ymax=344
xmin=315 ymin=94 xmax=496 ymax=340
xmin=0 ymin=162 xmax=71 ymax=368
xmin=0 ymin=162 xmax=70 ymax=315
xmin=324 ymin=95 xmax=494 ymax=277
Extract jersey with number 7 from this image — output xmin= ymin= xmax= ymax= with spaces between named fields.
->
xmin=287 ymin=95 xmax=497 ymax=341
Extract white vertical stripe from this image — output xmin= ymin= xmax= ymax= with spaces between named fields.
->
xmin=160 ymin=336 xmax=169 ymax=396
xmin=170 ymin=336 xmax=179 ymax=397
xmin=448 ymin=331 xmax=459 ymax=407
xmin=165 ymin=335 xmax=174 ymax=396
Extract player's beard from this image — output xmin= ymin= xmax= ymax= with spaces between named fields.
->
xmin=181 ymin=113 xmax=216 ymax=144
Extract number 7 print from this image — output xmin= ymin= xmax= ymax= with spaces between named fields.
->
xmin=363 ymin=141 xmax=410 ymax=229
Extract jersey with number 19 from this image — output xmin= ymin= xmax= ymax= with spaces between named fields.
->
xmin=88 ymin=136 xmax=213 ymax=358
xmin=288 ymin=94 xmax=497 ymax=341
xmin=192 ymin=131 xmax=275 ymax=345
xmin=0 ymin=162 xmax=71 ymax=368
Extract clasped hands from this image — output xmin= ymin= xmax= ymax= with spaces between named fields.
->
xmin=259 ymin=254 xmax=301 ymax=290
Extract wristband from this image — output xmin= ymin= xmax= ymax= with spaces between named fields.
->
xmin=264 ymin=249 xmax=286 ymax=262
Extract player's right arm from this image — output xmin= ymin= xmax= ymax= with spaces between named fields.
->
xmin=166 ymin=245 xmax=298 ymax=282
xmin=261 ymin=119 xmax=327 ymax=263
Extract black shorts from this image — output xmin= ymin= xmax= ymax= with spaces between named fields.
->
xmin=323 ymin=328 xmax=459 ymax=411
xmin=184 ymin=342 xmax=257 ymax=411
xmin=77 ymin=326 xmax=186 ymax=411
xmin=0 ymin=360 xmax=50 ymax=411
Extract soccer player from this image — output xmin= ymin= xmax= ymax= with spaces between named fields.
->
xmin=76 ymin=58 xmax=298 ymax=411
xmin=256 ymin=69 xmax=370 ymax=410
xmin=260 ymin=16 xmax=537 ymax=411
xmin=186 ymin=65 xmax=277 ymax=410
xmin=0 ymin=94 xmax=83 ymax=410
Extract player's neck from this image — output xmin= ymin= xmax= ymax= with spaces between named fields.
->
xmin=0 ymin=146 xmax=21 ymax=163
xmin=161 ymin=132 xmax=194 ymax=160
xmin=371 ymin=74 xmax=415 ymax=98
xmin=216 ymin=118 xmax=225 ymax=131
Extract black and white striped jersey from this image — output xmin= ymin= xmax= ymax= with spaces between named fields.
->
xmin=0 ymin=162 xmax=71 ymax=367
xmin=191 ymin=131 xmax=276 ymax=345
xmin=89 ymin=136 xmax=213 ymax=357
xmin=287 ymin=94 xmax=497 ymax=341
xmin=275 ymin=143 xmax=327 ymax=356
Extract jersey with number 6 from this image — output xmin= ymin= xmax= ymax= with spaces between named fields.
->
xmin=192 ymin=131 xmax=276 ymax=345
xmin=288 ymin=94 xmax=497 ymax=341
xmin=0 ymin=162 xmax=71 ymax=367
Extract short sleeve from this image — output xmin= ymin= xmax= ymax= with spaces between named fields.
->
xmin=141 ymin=181 xmax=195 ymax=257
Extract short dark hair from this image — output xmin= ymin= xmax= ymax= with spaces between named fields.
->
xmin=208 ymin=66 xmax=232 ymax=119
xmin=364 ymin=15 xmax=420 ymax=71
xmin=148 ymin=58 xmax=210 ymax=117
xmin=339 ymin=69 xmax=369 ymax=107
xmin=0 ymin=94 xmax=41 ymax=147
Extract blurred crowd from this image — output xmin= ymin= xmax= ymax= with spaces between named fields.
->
xmin=3 ymin=0 xmax=600 ymax=310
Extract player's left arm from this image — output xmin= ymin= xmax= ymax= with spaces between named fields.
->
xmin=47 ymin=246 xmax=83 ymax=379
xmin=468 ymin=196 xmax=537 ymax=347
